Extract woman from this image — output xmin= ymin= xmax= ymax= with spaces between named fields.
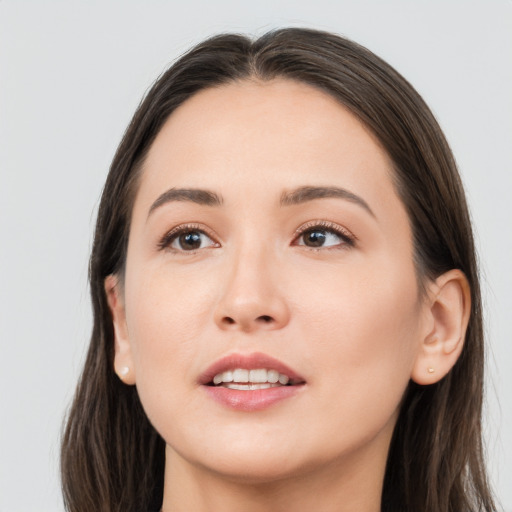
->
xmin=61 ymin=28 xmax=497 ymax=512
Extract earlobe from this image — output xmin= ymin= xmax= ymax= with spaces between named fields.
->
xmin=104 ymin=274 xmax=136 ymax=385
xmin=411 ymin=269 xmax=471 ymax=385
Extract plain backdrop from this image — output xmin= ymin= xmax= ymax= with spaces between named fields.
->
xmin=1 ymin=1 xmax=511 ymax=510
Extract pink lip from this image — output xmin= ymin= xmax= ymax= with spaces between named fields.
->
xmin=199 ymin=352 xmax=306 ymax=412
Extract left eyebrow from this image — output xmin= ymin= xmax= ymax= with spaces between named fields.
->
xmin=280 ymin=186 xmax=375 ymax=218
xmin=147 ymin=187 xmax=223 ymax=219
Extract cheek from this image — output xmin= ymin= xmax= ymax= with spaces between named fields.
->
xmin=122 ymin=263 xmax=225 ymax=446
xmin=123 ymin=262 xmax=217 ymax=394
xmin=292 ymin=256 xmax=421 ymax=433
xmin=307 ymin=264 xmax=420 ymax=370
xmin=295 ymin=246 xmax=421 ymax=353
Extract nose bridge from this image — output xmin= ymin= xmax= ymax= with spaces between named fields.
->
xmin=230 ymin=240 xmax=273 ymax=298
xmin=214 ymin=231 xmax=290 ymax=332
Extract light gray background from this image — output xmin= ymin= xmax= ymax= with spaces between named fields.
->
xmin=1 ymin=1 xmax=511 ymax=510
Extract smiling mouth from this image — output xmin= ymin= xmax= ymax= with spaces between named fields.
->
xmin=200 ymin=352 xmax=306 ymax=390
xmin=201 ymin=353 xmax=306 ymax=410
xmin=208 ymin=368 xmax=304 ymax=390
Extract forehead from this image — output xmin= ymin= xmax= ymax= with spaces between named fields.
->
xmin=136 ymin=79 xmax=405 ymax=224
xmin=147 ymin=78 xmax=388 ymax=167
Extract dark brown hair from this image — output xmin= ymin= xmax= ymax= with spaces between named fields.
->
xmin=61 ymin=28 xmax=497 ymax=512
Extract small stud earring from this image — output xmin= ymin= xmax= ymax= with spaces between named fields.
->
xmin=427 ymin=367 xmax=435 ymax=374
xmin=120 ymin=366 xmax=130 ymax=377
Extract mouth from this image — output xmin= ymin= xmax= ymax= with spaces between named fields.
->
xmin=208 ymin=367 xmax=304 ymax=389
xmin=199 ymin=352 xmax=306 ymax=388
xmin=199 ymin=352 xmax=306 ymax=411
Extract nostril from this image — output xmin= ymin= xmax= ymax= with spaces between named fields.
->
xmin=217 ymin=314 xmax=279 ymax=329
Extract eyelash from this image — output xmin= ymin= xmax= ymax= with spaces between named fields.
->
xmin=293 ymin=220 xmax=356 ymax=250
xmin=157 ymin=221 xmax=356 ymax=253
xmin=157 ymin=223 xmax=219 ymax=253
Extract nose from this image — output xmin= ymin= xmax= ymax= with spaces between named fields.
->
xmin=213 ymin=247 xmax=291 ymax=333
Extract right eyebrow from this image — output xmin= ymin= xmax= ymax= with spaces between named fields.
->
xmin=280 ymin=185 xmax=375 ymax=218
xmin=147 ymin=188 xmax=223 ymax=219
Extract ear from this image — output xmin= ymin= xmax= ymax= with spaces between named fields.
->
xmin=411 ymin=269 xmax=471 ymax=385
xmin=104 ymin=274 xmax=136 ymax=385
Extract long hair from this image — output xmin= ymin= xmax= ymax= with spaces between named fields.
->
xmin=61 ymin=28 xmax=496 ymax=512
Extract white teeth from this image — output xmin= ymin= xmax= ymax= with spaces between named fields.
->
xmin=212 ymin=368 xmax=292 ymax=387
xmin=213 ymin=370 xmax=233 ymax=384
xmin=223 ymin=383 xmax=282 ymax=390
xmin=232 ymin=369 xmax=249 ymax=382
xmin=249 ymin=369 xmax=267 ymax=383
xmin=278 ymin=374 xmax=289 ymax=385
xmin=267 ymin=370 xmax=279 ymax=383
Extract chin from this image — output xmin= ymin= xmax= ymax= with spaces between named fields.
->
xmin=198 ymin=453 xmax=313 ymax=485
xmin=171 ymin=433 xmax=314 ymax=484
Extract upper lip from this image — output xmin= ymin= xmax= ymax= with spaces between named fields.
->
xmin=198 ymin=352 xmax=306 ymax=385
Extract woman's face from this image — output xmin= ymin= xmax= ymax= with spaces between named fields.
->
xmin=114 ymin=79 xmax=431 ymax=482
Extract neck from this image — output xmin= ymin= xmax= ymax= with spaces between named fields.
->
xmin=160 ymin=424 xmax=393 ymax=512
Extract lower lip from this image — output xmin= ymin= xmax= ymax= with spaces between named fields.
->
xmin=203 ymin=384 xmax=304 ymax=411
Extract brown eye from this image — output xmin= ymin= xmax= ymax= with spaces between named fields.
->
xmin=177 ymin=231 xmax=203 ymax=250
xmin=298 ymin=228 xmax=345 ymax=248
xmin=162 ymin=229 xmax=217 ymax=252
xmin=302 ymin=229 xmax=328 ymax=247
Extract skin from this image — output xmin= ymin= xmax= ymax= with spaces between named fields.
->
xmin=106 ymin=79 xmax=470 ymax=512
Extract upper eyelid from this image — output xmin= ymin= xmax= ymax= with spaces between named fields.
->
xmin=158 ymin=223 xmax=219 ymax=250
xmin=165 ymin=223 xmax=216 ymax=238
xmin=293 ymin=220 xmax=356 ymax=240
